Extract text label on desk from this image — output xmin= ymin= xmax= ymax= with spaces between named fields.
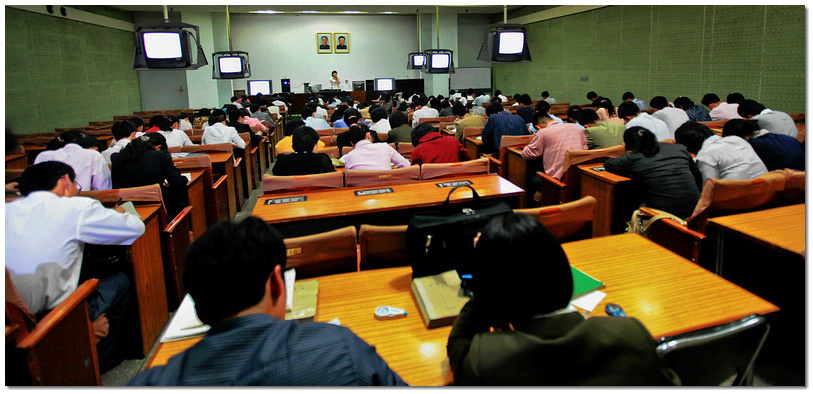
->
xmin=436 ymin=180 xmax=473 ymax=188
xmin=264 ymin=196 xmax=307 ymax=205
xmin=354 ymin=188 xmax=394 ymax=196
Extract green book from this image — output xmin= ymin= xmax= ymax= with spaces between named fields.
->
xmin=571 ymin=266 xmax=604 ymax=299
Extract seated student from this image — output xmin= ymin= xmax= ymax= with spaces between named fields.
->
xmin=447 ymin=212 xmax=678 ymax=386
xmin=481 ymin=101 xmax=531 ymax=158
xmin=75 ymin=136 xmax=105 ymax=151
xmin=386 ymin=111 xmax=413 ymax=144
xmin=530 ymin=100 xmax=564 ymax=132
xmin=650 ymin=96 xmax=690 ymax=137
xmin=694 ymin=119 xmax=768 ymax=182
xmin=622 ymin=91 xmax=649 ymax=111
xmin=411 ymin=96 xmax=440 ymax=127
xmin=127 ymin=217 xmax=406 ymax=386
xmin=230 ymin=95 xmax=243 ymax=109
xmin=253 ymin=92 xmax=268 ymax=107
xmin=586 ymin=91 xmax=608 ymax=107
xmin=605 ymin=127 xmax=702 ymax=219
xmin=272 ymin=126 xmax=336 ymax=176
xmin=177 ymin=113 xmax=194 ymax=132
xmin=618 ymin=101 xmax=671 ymax=141
xmin=453 ymin=102 xmax=488 ymax=143
xmin=673 ymin=96 xmax=711 ymax=122
xmin=726 ymin=119 xmax=804 ymax=172
xmin=35 ymin=129 xmax=112 ymax=191
xmin=369 ymin=107 xmax=392 ymax=136
xmin=737 ymin=99 xmax=798 ymax=138
xmin=145 ymin=115 xmax=164 ymax=133
xmin=275 ymin=119 xmax=324 ymax=153
xmin=111 ymin=132 xmax=188 ymax=219
xmin=341 ymin=124 xmax=409 ymax=171
xmin=515 ymin=94 xmax=535 ymax=124
xmin=7 ymin=161 xmax=145 ymax=370
xmin=301 ymin=106 xmax=331 ymax=131
xmin=240 ymin=108 xmax=267 ymax=133
xmin=330 ymin=104 xmax=348 ymax=124
xmin=438 ymin=99 xmax=454 ymax=117
xmin=201 ymin=109 xmax=246 ymax=149
xmin=522 ymin=110 xmax=588 ymax=180
xmin=102 ymin=120 xmax=138 ymax=164
xmin=158 ymin=116 xmax=194 ymax=148
xmin=336 ymin=109 xmax=380 ymax=152
xmin=129 ymin=116 xmax=146 ymax=134
xmin=701 ymin=93 xmax=742 ymax=121
xmin=510 ymin=93 xmax=521 ymax=106
xmin=192 ymin=108 xmax=210 ymax=127
xmin=674 ymin=121 xmax=721 ymax=156
xmin=580 ymin=108 xmax=626 ymax=149
xmin=540 ymin=90 xmax=556 ymax=104
xmin=249 ymin=104 xmax=277 ymax=129
xmin=596 ymin=98 xmax=625 ymax=125
xmin=409 ymin=123 xmax=470 ymax=165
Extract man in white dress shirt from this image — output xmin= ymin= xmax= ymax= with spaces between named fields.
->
xmin=737 ymin=99 xmax=798 ymax=139
xmin=411 ymin=96 xmax=440 ymax=127
xmin=201 ymin=109 xmax=246 ymax=148
xmin=649 ymin=96 xmax=690 ymax=137
xmin=102 ymin=120 xmax=137 ymax=164
xmin=301 ymin=106 xmax=331 ymax=131
xmin=35 ymin=130 xmax=112 ymax=191
xmin=618 ymin=102 xmax=671 ymax=141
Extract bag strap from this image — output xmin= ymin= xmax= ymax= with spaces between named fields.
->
xmin=443 ymin=184 xmax=481 ymax=206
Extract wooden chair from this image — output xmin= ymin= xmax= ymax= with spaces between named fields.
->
xmin=783 ymin=169 xmax=805 ymax=205
xmin=6 ymin=275 xmax=101 ymax=385
xmin=334 ymin=127 xmax=350 ymax=135
xmin=315 ymin=128 xmax=334 ymax=137
xmin=358 ymin=224 xmax=410 ymax=270
xmin=396 ymin=142 xmax=414 ymax=157
xmin=482 ymin=134 xmax=536 ymax=176
xmin=183 ymin=143 xmax=244 ymax=212
xmin=316 ymin=146 xmax=340 ymax=159
xmin=341 ymin=146 xmax=354 ymax=156
xmin=283 ymin=226 xmax=359 ymax=279
xmin=418 ymin=117 xmax=446 ymax=124
xmin=463 ymin=127 xmax=484 ymax=138
xmin=420 ymin=157 xmax=490 ymax=180
xmin=261 ymin=172 xmax=344 ymax=194
xmin=181 ymin=142 xmax=233 ymax=153
xmin=536 ymin=145 xmax=626 ymax=206
xmin=345 ymin=165 xmax=420 ymax=187
xmin=173 ymin=155 xmax=230 ymax=226
xmin=238 ymin=132 xmax=258 ymax=196
xmin=641 ymin=206 xmax=707 ymax=264
xmin=514 ymin=196 xmax=596 ymax=243
xmin=788 ymin=113 xmax=805 ymax=123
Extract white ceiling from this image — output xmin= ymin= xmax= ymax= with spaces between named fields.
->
xmin=108 ymin=5 xmax=524 ymax=15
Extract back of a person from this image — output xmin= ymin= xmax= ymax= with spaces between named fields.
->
xmin=753 ymin=110 xmax=798 ymax=138
xmin=202 ymin=123 xmax=235 ymax=145
xmin=696 ymin=136 xmax=768 ymax=181
xmin=304 ymin=116 xmax=331 ymax=131
xmin=34 ymin=143 xmax=110 ymax=191
xmin=516 ymin=106 xmax=535 ymax=124
xmin=387 ymin=124 xmax=413 ymax=144
xmin=627 ymin=113 xmax=670 ymax=141
xmin=651 ymin=107 xmax=689 ymax=136
xmin=585 ymin=121 xmax=625 ymax=149
xmin=485 ymin=111 xmax=530 ymax=151
xmin=526 ymin=122 xmax=587 ymax=179
xmin=272 ymin=152 xmax=335 ymax=176
xmin=709 ymin=102 xmax=741 ymax=121
xmin=684 ymin=105 xmax=712 ymax=122
xmin=454 ymin=114 xmax=487 ymax=142
xmin=159 ymin=129 xmax=192 ymax=148
xmin=410 ymin=134 xmax=468 ymax=165
xmin=111 ymin=149 xmax=171 ymax=189
xmin=343 ymin=141 xmax=405 ymax=171
xmin=748 ymin=132 xmax=804 ymax=171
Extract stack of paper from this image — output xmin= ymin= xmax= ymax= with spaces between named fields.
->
xmin=160 ymin=294 xmax=210 ymax=343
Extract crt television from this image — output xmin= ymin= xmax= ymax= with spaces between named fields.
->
xmin=478 ymin=24 xmax=532 ymax=63
xmin=140 ymin=30 xmax=191 ymax=68
xmin=212 ymin=51 xmax=251 ymax=79
xmin=407 ymin=52 xmax=426 ymax=70
xmin=248 ymin=80 xmax=272 ymax=96
xmin=423 ymin=49 xmax=454 ymax=74
xmin=375 ymin=78 xmax=395 ymax=91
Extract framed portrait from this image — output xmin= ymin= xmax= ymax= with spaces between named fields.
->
xmin=334 ymin=33 xmax=349 ymax=53
xmin=317 ymin=33 xmax=333 ymax=54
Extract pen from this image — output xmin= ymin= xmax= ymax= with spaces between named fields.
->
xmin=115 ymin=198 xmax=123 ymax=206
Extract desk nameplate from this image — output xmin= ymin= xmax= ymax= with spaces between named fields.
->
xmin=354 ymin=188 xmax=394 ymax=196
xmin=435 ymin=180 xmax=472 ymax=188
xmin=265 ymin=196 xmax=307 ymax=205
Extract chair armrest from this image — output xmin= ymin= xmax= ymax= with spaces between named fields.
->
xmin=536 ymin=171 xmax=565 ymax=188
xmin=164 ymin=206 xmax=193 ymax=233
xmin=212 ymin=174 xmax=228 ymax=190
xmin=482 ymin=153 xmax=501 ymax=174
xmin=19 ymin=279 xmax=99 ymax=349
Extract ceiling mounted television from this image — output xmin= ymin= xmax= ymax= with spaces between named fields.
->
xmin=406 ymin=52 xmax=426 ymax=70
xmin=133 ymin=22 xmax=207 ymax=70
xmin=248 ymin=80 xmax=272 ymax=96
xmin=423 ymin=49 xmax=454 ymax=74
xmin=375 ymin=78 xmax=395 ymax=91
xmin=212 ymin=51 xmax=251 ymax=79
xmin=218 ymin=56 xmax=243 ymax=74
xmin=477 ymin=24 xmax=532 ymax=63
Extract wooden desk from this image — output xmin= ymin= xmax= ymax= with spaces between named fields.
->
xmin=181 ymin=170 xmax=207 ymax=240
xmin=252 ymin=174 xmax=524 ymax=237
xmin=20 ymin=144 xmax=46 ymax=165
xmin=464 ymin=137 xmax=483 ymax=159
xmin=578 ymin=164 xmax=634 ymax=236
xmin=206 ymin=152 xmax=237 ymax=219
xmin=146 ymin=234 xmax=778 ymax=385
xmin=708 ymin=204 xmax=805 ymax=276
xmin=131 ymin=204 xmax=170 ymax=356
xmin=5 ymin=154 xmax=28 ymax=170
xmin=504 ymin=147 xmax=528 ymax=208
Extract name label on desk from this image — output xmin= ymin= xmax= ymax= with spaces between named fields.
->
xmin=264 ymin=196 xmax=307 ymax=205
xmin=354 ymin=188 xmax=394 ymax=196
xmin=435 ymin=180 xmax=473 ymax=188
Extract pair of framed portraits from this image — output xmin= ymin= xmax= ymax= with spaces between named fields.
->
xmin=317 ymin=33 xmax=349 ymax=54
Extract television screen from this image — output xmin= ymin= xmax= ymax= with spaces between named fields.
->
xmin=498 ymin=31 xmax=525 ymax=55
xmin=412 ymin=54 xmax=426 ymax=67
xmin=143 ymin=32 xmax=183 ymax=59
xmin=375 ymin=78 xmax=394 ymax=91
xmin=431 ymin=53 xmax=450 ymax=69
xmin=248 ymin=80 xmax=272 ymax=96
xmin=218 ymin=56 xmax=243 ymax=74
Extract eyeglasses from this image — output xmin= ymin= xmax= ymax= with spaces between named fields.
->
xmin=76 ymin=183 xmax=83 ymax=192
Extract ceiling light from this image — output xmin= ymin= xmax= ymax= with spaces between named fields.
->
xmin=302 ymin=10 xmax=318 ymax=13
xmin=253 ymin=10 xmax=280 ymax=14
xmin=342 ymin=11 xmax=361 ymax=14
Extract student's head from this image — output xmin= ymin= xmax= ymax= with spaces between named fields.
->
xmin=178 ymin=113 xmax=190 ymax=121
xmin=411 ymin=123 xmax=437 ymax=147
xmin=129 ymin=116 xmax=145 ymax=132
xmin=472 ymin=213 xmax=573 ymax=323
xmin=736 ymin=99 xmax=764 ymax=119
xmin=343 ymin=108 xmax=362 ymax=126
xmin=228 ymin=110 xmax=244 ymax=125
xmin=586 ymin=91 xmax=598 ymax=101
xmin=452 ymin=102 xmax=467 ymax=118
xmin=283 ymin=119 xmax=305 ymax=137
xmin=674 ymin=121 xmax=715 ymax=155
xmin=532 ymin=110 xmax=554 ymax=128
xmin=495 ymin=89 xmax=503 ymax=96
xmin=198 ymin=108 xmax=211 ymax=117
xmin=231 ymin=95 xmax=239 ymax=103
xmin=292 ymin=126 xmax=320 ymax=153
xmin=429 ymin=97 xmax=441 ymax=109
xmin=208 ymin=109 xmax=227 ymax=126
xmin=183 ymin=217 xmax=288 ymax=325
xmin=622 ymin=92 xmax=635 ymax=101
xmin=161 ymin=115 xmax=179 ymax=131
xmin=624 ymin=127 xmax=660 ymax=157
xmin=347 ymin=123 xmax=371 ymax=145
xmin=416 ymin=96 xmax=429 ymax=107
xmin=6 ymin=129 xmax=20 ymax=155
xmin=673 ymin=97 xmax=695 ymax=111
xmin=116 ymin=134 xmax=157 ymax=164
xmin=701 ymin=93 xmax=721 ymax=106
xmin=18 ymin=161 xmax=78 ymax=197
xmin=370 ymin=107 xmax=388 ymax=124
xmin=649 ymin=96 xmax=669 ymax=110
xmin=519 ymin=94 xmax=532 ymax=106
xmin=144 ymin=131 xmax=168 ymax=150
xmin=578 ymin=108 xmax=600 ymax=126
xmin=332 ymin=70 xmax=338 ymax=78
xmin=486 ymin=101 xmax=504 ymax=116
xmin=566 ymin=105 xmax=582 ymax=124
xmin=541 ymin=90 xmax=549 ymax=98
xmin=722 ymin=118 xmax=761 ymax=140
xmin=47 ymin=129 xmax=86 ymax=150
xmin=467 ymin=89 xmax=474 ymax=96
xmin=148 ymin=115 xmax=165 ymax=129
xmin=449 ymin=89 xmax=457 ymax=96
xmin=534 ymin=100 xmax=551 ymax=117
xmin=111 ymin=120 xmax=137 ymax=141
xmin=74 ymin=136 xmax=103 ymax=151
xmin=597 ymin=98 xmax=616 ymax=116
xmin=250 ymin=104 xmax=260 ymax=113
xmin=389 ymin=111 xmax=409 ymax=129
xmin=726 ymin=93 xmax=745 ymax=104
xmin=617 ymin=101 xmax=641 ymax=120
xmin=224 ymin=104 xmax=238 ymax=115
xmin=301 ymin=106 xmax=315 ymax=120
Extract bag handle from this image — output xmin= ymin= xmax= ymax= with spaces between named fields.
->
xmin=443 ymin=184 xmax=481 ymax=206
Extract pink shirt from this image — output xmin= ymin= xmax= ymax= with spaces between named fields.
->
xmin=341 ymin=140 xmax=410 ymax=171
xmin=34 ymin=143 xmax=112 ymax=191
xmin=522 ymin=123 xmax=588 ymax=180
xmin=243 ymin=116 xmax=267 ymax=132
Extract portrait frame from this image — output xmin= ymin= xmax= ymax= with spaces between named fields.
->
xmin=317 ymin=33 xmax=333 ymax=54
xmin=334 ymin=33 xmax=349 ymax=54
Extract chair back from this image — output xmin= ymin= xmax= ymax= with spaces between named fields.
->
xmin=283 ymin=226 xmax=358 ymax=279
xmin=316 ymin=146 xmax=340 ymax=159
xmin=334 ymin=127 xmax=350 ymax=135
xmin=418 ymin=117 xmax=445 ymax=124
xmin=261 ymin=172 xmax=344 ymax=194
xmin=655 ymin=314 xmax=770 ymax=386
xmin=358 ymin=224 xmax=409 ymax=270
xmin=537 ymin=145 xmax=627 ymax=207
xmin=345 ymin=166 xmax=420 ymax=187
xmin=79 ymin=183 xmax=165 ymax=208
xmin=420 ymin=157 xmax=489 ymax=180
xmin=561 ymin=145 xmax=626 ymax=175
xmin=515 ymin=196 xmax=596 ymax=243
xmin=397 ymin=142 xmax=414 ymax=156
xmin=463 ymin=127 xmax=483 ymax=138
xmin=341 ymin=146 xmax=354 ymax=156
xmin=495 ymin=134 xmax=535 ymax=177
xmin=783 ymin=169 xmax=805 ymax=205
xmin=315 ymin=128 xmax=334 ymax=137
xmin=181 ymin=143 xmax=233 ymax=153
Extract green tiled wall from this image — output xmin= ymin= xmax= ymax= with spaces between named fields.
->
xmin=6 ymin=7 xmax=142 ymax=135
xmin=493 ymin=5 xmax=805 ymax=113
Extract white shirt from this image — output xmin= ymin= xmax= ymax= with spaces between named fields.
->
xmin=315 ymin=107 xmax=329 ymax=121
xmin=35 ymin=143 xmax=112 ymax=191
xmin=201 ymin=122 xmax=246 ymax=148
xmin=5 ymin=191 xmax=145 ymax=315
xmin=708 ymin=102 xmax=742 ymax=121
xmin=101 ymin=138 xmax=131 ymax=165
xmin=304 ymin=116 xmax=331 ymax=131
xmin=696 ymin=136 xmax=768 ymax=182
xmin=271 ymin=100 xmax=288 ymax=112
xmin=159 ymin=129 xmax=194 ymax=148
xmin=370 ymin=118 xmax=392 ymax=135
xmin=651 ymin=107 xmax=690 ymax=137
xmin=498 ymin=95 xmax=509 ymax=103
xmin=178 ymin=119 xmax=193 ymax=132
xmin=412 ymin=106 xmax=440 ymax=127
xmin=626 ymin=113 xmax=671 ymax=141
xmin=544 ymin=97 xmax=558 ymax=105
xmin=752 ymin=109 xmax=798 ymax=138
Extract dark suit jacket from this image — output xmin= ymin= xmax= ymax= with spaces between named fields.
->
xmin=447 ymin=298 xmax=678 ymax=386
xmin=111 ymin=149 xmax=188 ymax=219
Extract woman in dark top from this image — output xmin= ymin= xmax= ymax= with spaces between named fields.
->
xmin=272 ymin=126 xmax=336 ymax=176
xmin=604 ymin=127 xmax=702 ymax=220
xmin=111 ymin=132 xmax=188 ymax=219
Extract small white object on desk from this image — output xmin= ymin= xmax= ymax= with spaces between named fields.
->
xmin=160 ymin=294 xmax=210 ymax=343
xmin=571 ymin=290 xmax=607 ymax=313
xmin=284 ymin=268 xmax=296 ymax=312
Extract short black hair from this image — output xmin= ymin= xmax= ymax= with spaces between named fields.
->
xmin=370 ymin=107 xmax=388 ymax=123
xmin=566 ymin=105 xmax=582 ymax=124
xmin=129 ymin=116 xmax=144 ymax=129
xmin=347 ymin=123 xmax=371 ymax=145
xmin=301 ymin=106 xmax=315 ymax=119
xmin=149 ymin=115 xmax=165 ymax=128
xmin=228 ymin=110 xmax=243 ymax=125
xmin=597 ymin=98 xmax=616 ymax=116
xmin=578 ymin=108 xmax=600 ymax=126
xmin=673 ymin=97 xmax=695 ymax=110
xmin=389 ymin=111 xmax=408 ymax=129
xmin=283 ymin=119 xmax=305 ymax=137
xmin=649 ymin=96 xmax=669 ymax=110
xmin=208 ymin=109 xmax=227 ymax=126
xmin=617 ymin=101 xmax=641 ymax=119
xmin=343 ymin=108 xmax=362 ymax=126
xmin=534 ymin=100 xmax=551 ymax=116
xmin=416 ymin=96 xmax=429 ymax=107
xmin=18 ymin=161 xmax=75 ymax=196
xmin=144 ymin=132 xmax=168 ymax=151
xmin=624 ymin=127 xmax=660 ymax=158
xmin=452 ymin=102 xmax=467 ymax=117
xmin=674 ymin=121 xmax=714 ymax=155
xmin=519 ymin=94 xmax=532 ymax=106
xmin=541 ymin=91 xmax=549 ymax=97
xmin=111 ymin=120 xmax=137 ymax=140
xmin=183 ymin=217 xmax=287 ymax=325
xmin=622 ymin=92 xmax=635 ymax=101
xmin=411 ymin=123 xmax=437 ymax=147
xmin=250 ymin=104 xmax=260 ymax=113
xmin=495 ymin=90 xmax=502 ymax=96
xmin=701 ymin=93 xmax=720 ymax=106
xmin=736 ymin=99 xmax=765 ymax=118
xmin=485 ymin=101 xmax=504 ymax=116
xmin=726 ymin=93 xmax=745 ymax=104
xmin=292 ymin=126 xmax=319 ymax=153
xmin=586 ymin=91 xmax=598 ymax=100
xmin=722 ymin=118 xmax=761 ymax=139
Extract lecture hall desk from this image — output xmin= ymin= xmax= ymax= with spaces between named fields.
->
xmin=578 ymin=163 xmax=636 ymax=236
xmin=131 ymin=204 xmax=170 ymax=356
xmin=145 ymin=234 xmax=777 ymax=385
xmin=203 ymin=151 xmax=238 ymax=219
xmin=181 ymin=170 xmax=207 ymax=240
